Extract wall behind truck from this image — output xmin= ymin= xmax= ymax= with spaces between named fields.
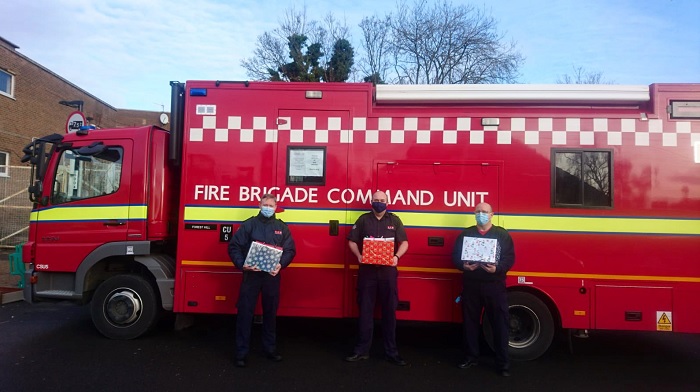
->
xmin=0 ymin=37 xmax=118 ymax=162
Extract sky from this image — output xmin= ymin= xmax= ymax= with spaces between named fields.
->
xmin=1 ymin=0 xmax=699 ymax=111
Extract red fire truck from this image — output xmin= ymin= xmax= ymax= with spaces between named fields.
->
xmin=21 ymin=81 xmax=700 ymax=360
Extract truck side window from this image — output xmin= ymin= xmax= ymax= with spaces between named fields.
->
xmin=286 ymin=146 xmax=326 ymax=186
xmin=52 ymin=147 xmax=123 ymax=204
xmin=551 ymin=149 xmax=612 ymax=208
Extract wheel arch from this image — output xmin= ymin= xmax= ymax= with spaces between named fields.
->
xmin=508 ymin=286 xmax=563 ymax=330
xmin=481 ymin=285 xmax=564 ymax=361
xmin=76 ymin=242 xmax=175 ymax=310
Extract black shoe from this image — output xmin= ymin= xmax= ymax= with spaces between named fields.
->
xmin=265 ymin=351 xmax=283 ymax=362
xmin=457 ymin=360 xmax=478 ymax=369
xmin=234 ymin=357 xmax=247 ymax=367
xmin=386 ymin=355 xmax=408 ymax=366
xmin=344 ymin=353 xmax=370 ymax=362
xmin=500 ymin=369 xmax=511 ymax=377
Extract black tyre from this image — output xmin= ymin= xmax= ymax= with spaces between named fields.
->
xmin=90 ymin=274 xmax=160 ymax=340
xmin=483 ymin=291 xmax=555 ymax=361
xmin=508 ymin=291 xmax=555 ymax=360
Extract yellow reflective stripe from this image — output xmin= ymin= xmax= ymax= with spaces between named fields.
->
xmin=290 ymin=263 xmax=344 ymax=269
xmin=184 ymin=206 xmax=257 ymax=222
xmin=178 ymin=261 xmax=700 ymax=283
xmin=275 ymin=209 xmax=347 ymax=224
xmin=499 ymin=214 xmax=700 ymax=236
xmin=184 ymin=206 xmax=700 ymax=236
xmin=129 ymin=205 xmax=148 ymax=219
xmin=396 ymin=211 xmax=470 ymax=229
xmin=30 ymin=205 xmax=147 ymax=222
xmin=181 ymin=260 xmax=232 ymax=267
xmin=509 ymin=271 xmax=700 ymax=283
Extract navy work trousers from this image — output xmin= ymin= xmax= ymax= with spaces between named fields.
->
xmin=354 ymin=264 xmax=399 ymax=357
xmin=235 ymin=271 xmax=280 ymax=358
xmin=461 ymin=279 xmax=510 ymax=370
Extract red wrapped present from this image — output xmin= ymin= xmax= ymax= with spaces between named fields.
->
xmin=361 ymin=237 xmax=395 ymax=266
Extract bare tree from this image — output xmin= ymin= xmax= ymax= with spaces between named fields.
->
xmin=241 ymin=6 xmax=353 ymax=81
xmin=358 ymin=14 xmax=392 ymax=83
xmin=387 ymin=0 xmax=523 ymax=84
xmin=240 ymin=31 xmax=289 ymax=81
xmin=556 ymin=66 xmax=614 ymax=84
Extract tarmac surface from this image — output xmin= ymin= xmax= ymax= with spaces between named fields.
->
xmin=2 ymin=300 xmax=700 ymax=392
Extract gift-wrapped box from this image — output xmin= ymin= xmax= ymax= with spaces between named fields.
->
xmin=361 ymin=237 xmax=395 ymax=265
xmin=460 ymin=237 xmax=498 ymax=264
xmin=244 ymin=241 xmax=283 ymax=273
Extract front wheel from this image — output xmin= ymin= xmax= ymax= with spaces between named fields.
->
xmin=90 ymin=274 xmax=160 ymax=339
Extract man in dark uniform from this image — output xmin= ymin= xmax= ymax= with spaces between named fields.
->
xmin=345 ymin=191 xmax=409 ymax=366
xmin=452 ymin=202 xmax=515 ymax=377
xmin=228 ymin=193 xmax=296 ymax=368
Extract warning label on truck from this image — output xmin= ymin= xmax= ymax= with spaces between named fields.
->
xmin=656 ymin=311 xmax=672 ymax=331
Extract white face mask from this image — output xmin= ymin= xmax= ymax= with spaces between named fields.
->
xmin=476 ymin=212 xmax=490 ymax=226
xmin=261 ymin=206 xmax=275 ymax=218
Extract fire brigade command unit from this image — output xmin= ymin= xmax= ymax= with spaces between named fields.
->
xmin=21 ymin=81 xmax=700 ymax=360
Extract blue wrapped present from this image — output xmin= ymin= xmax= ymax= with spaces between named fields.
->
xmin=244 ymin=241 xmax=283 ymax=273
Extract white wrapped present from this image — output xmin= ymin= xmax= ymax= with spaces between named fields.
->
xmin=460 ymin=237 xmax=498 ymax=264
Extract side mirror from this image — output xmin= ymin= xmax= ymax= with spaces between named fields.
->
xmin=28 ymin=181 xmax=43 ymax=203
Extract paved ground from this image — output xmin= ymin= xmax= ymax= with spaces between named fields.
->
xmin=2 ymin=300 xmax=700 ymax=392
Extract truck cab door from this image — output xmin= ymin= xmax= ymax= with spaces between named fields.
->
xmin=31 ymin=140 xmax=133 ymax=274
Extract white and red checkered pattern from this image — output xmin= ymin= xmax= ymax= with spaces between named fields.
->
xmin=188 ymin=115 xmax=700 ymax=147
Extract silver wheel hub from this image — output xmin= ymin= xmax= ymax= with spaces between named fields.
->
xmin=104 ymin=289 xmax=142 ymax=326
xmin=509 ymin=304 xmax=541 ymax=348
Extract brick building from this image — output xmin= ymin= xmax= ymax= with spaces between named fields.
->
xmin=0 ymin=36 xmax=168 ymax=170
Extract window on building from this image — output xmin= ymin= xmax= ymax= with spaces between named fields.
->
xmin=0 ymin=69 xmax=14 ymax=98
xmin=552 ymin=149 xmax=612 ymax=208
xmin=0 ymin=151 xmax=9 ymax=177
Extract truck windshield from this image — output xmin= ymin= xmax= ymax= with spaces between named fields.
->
xmin=52 ymin=147 xmax=123 ymax=204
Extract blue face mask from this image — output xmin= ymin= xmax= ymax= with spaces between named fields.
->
xmin=371 ymin=202 xmax=387 ymax=213
xmin=261 ymin=206 xmax=275 ymax=218
xmin=476 ymin=212 xmax=490 ymax=226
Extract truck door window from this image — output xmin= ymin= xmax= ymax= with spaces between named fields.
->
xmin=552 ymin=149 xmax=612 ymax=208
xmin=52 ymin=147 xmax=123 ymax=204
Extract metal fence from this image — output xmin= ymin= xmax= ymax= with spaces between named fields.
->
xmin=0 ymin=166 xmax=32 ymax=249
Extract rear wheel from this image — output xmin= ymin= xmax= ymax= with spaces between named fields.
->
xmin=507 ymin=291 xmax=555 ymax=360
xmin=484 ymin=291 xmax=555 ymax=361
xmin=90 ymin=274 xmax=160 ymax=339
